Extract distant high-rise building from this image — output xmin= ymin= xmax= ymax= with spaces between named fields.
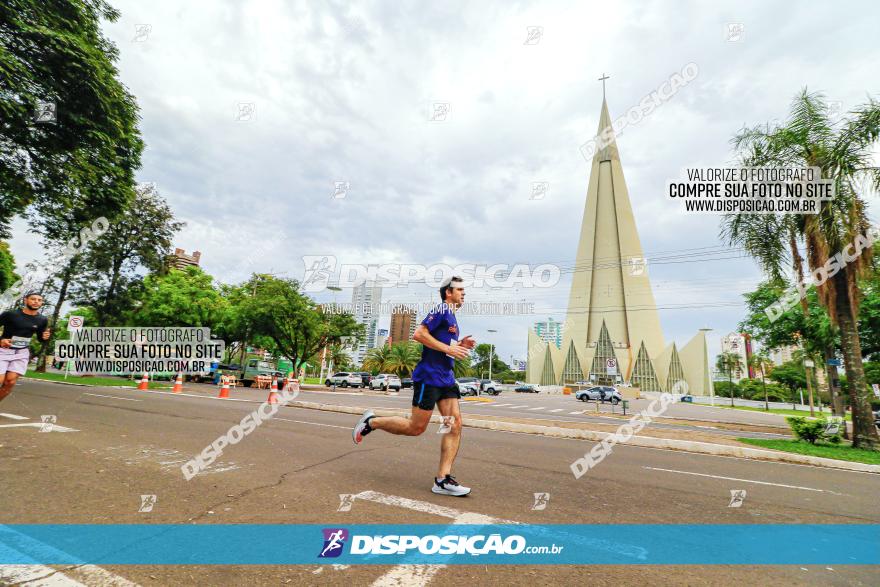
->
xmin=533 ymin=318 xmax=563 ymax=349
xmin=770 ymin=344 xmax=798 ymax=366
xmin=351 ymin=282 xmax=382 ymax=366
xmin=172 ymin=248 xmax=201 ymax=270
xmin=390 ymin=305 xmax=417 ymax=344
xmin=721 ymin=332 xmax=752 ymax=382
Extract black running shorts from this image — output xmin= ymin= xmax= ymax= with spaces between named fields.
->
xmin=411 ymin=381 xmax=460 ymax=411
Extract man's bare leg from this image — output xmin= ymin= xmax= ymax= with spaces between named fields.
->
xmin=436 ymin=397 xmax=462 ymax=479
xmin=370 ymin=406 xmax=432 ymax=436
xmin=0 ymin=372 xmax=18 ymax=403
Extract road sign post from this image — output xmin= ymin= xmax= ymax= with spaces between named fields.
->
xmin=65 ymin=315 xmax=85 ymax=379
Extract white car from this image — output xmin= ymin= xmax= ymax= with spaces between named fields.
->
xmin=457 ymin=380 xmax=479 ymax=396
xmin=370 ymin=374 xmax=401 ymax=391
xmin=325 ymin=372 xmax=362 ymax=388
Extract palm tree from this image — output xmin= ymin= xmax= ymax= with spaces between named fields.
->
xmin=328 ymin=344 xmax=352 ymax=371
xmin=385 ymin=342 xmax=421 ymax=376
xmin=362 ymin=345 xmax=392 ymax=373
xmin=453 ymin=353 xmax=472 ymax=378
xmin=716 ymin=351 xmax=743 ymax=406
xmin=749 ymin=351 xmax=775 ymax=411
xmin=721 ymin=89 xmax=880 ymax=448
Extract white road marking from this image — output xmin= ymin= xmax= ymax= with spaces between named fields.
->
xmin=527 ymin=407 xmax=546 ymax=411
xmin=354 ymin=491 xmax=516 ymax=587
xmin=81 ymin=393 xmax=142 ymax=402
xmin=0 ymin=565 xmax=86 ymax=585
xmin=0 ymin=526 xmax=139 ymax=586
xmin=548 ymin=409 xmax=564 ymax=413
xmin=0 ymin=413 xmax=29 ymax=420
xmin=0 ymin=423 xmax=78 ymax=432
xmin=643 ymin=467 xmax=845 ymax=494
xmin=372 ymin=564 xmax=446 ymax=587
xmin=274 ymin=418 xmax=348 ymax=429
xmin=355 ymin=490 xmax=648 ymax=585
xmin=569 ymin=411 xmax=584 ymax=415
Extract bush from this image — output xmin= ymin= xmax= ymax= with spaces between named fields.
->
xmin=713 ymin=381 xmax=739 ymax=398
xmin=786 ymin=416 xmax=842 ymax=444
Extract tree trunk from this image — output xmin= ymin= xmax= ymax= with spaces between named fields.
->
xmin=37 ymin=260 xmax=74 ymax=372
xmin=98 ymin=258 xmax=124 ymax=327
xmin=832 ymin=272 xmax=879 ymax=449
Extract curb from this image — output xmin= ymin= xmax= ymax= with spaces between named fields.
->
xmin=288 ymin=400 xmax=880 ymax=475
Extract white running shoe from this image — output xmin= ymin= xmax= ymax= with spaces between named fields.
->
xmin=431 ymin=474 xmax=471 ymax=496
xmin=352 ymin=409 xmax=375 ymax=444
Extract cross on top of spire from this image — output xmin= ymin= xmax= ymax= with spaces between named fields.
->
xmin=598 ymin=73 xmax=610 ymax=99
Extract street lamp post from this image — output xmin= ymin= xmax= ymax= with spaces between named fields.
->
xmin=319 ymin=286 xmax=343 ymax=384
xmin=487 ymin=329 xmax=498 ymax=380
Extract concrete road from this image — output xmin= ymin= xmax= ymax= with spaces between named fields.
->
xmin=1 ymin=378 xmax=877 ymax=586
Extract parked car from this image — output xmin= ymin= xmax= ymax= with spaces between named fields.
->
xmin=514 ymin=384 xmax=539 ymax=393
xmin=325 ymin=372 xmax=362 ymax=388
xmin=401 ymin=378 xmax=413 ymax=388
xmin=575 ymin=386 xmax=621 ymax=405
xmin=353 ymin=371 xmax=373 ymax=388
xmin=479 ymin=379 xmax=502 ymax=395
xmin=370 ymin=373 xmax=401 ymax=391
xmin=457 ymin=380 xmax=480 ymax=396
xmin=680 ymin=395 xmax=694 ymax=403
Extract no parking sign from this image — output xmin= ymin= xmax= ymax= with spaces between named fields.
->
xmin=606 ymin=358 xmax=617 ymax=375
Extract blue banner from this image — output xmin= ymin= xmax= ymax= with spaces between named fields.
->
xmin=1 ymin=524 xmax=877 ymax=565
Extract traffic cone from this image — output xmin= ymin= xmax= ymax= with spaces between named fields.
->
xmin=218 ymin=376 xmax=230 ymax=399
xmin=138 ymin=372 xmax=149 ymax=391
xmin=267 ymin=376 xmax=280 ymax=404
xmin=172 ymin=373 xmax=184 ymax=393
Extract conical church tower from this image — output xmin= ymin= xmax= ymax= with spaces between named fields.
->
xmin=527 ymin=93 xmax=711 ymax=394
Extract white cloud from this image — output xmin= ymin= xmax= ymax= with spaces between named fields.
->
xmin=7 ymin=0 xmax=879 ymax=364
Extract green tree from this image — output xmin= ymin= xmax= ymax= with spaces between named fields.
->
xmin=769 ymin=360 xmax=808 ymax=400
xmin=472 ymin=343 xmax=508 ymax=379
xmin=453 ymin=353 xmax=473 ymax=378
xmin=363 ymin=345 xmax=392 ymax=373
xmin=0 ymin=241 xmax=16 ymax=294
xmin=716 ymin=351 xmax=743 ymax=406
xmin=73 ymin=183 xmax=183 ymax=325
xmin=721 ymin=89 xmax=880 ymax=448
xmin=328 ymin=344 xmax=353 ymax=372
xmin=0 ymin=0 xmax=144 ymax=238
xmin=131 ymin=266 xmax=226 ymax=328
xmin=385 ymin=342 xmax=421 ymax=376
xmin=748 ymin=351 xmax=775 ymax=410
xmin=237 ymin=274 xmax=363 ymax=372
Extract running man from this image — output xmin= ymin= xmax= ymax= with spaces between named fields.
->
xmin=352 ymin=276 xmax=476 ymax=496
xmin=0 ymin=292 xmax=50 ymax=403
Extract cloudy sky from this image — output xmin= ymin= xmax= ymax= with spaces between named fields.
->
xmin=9 ymin=0 xmax=880 ymax=367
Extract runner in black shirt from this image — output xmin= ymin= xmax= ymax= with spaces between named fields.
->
xmin=0 ymin=292 xmax=50 ymax=403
